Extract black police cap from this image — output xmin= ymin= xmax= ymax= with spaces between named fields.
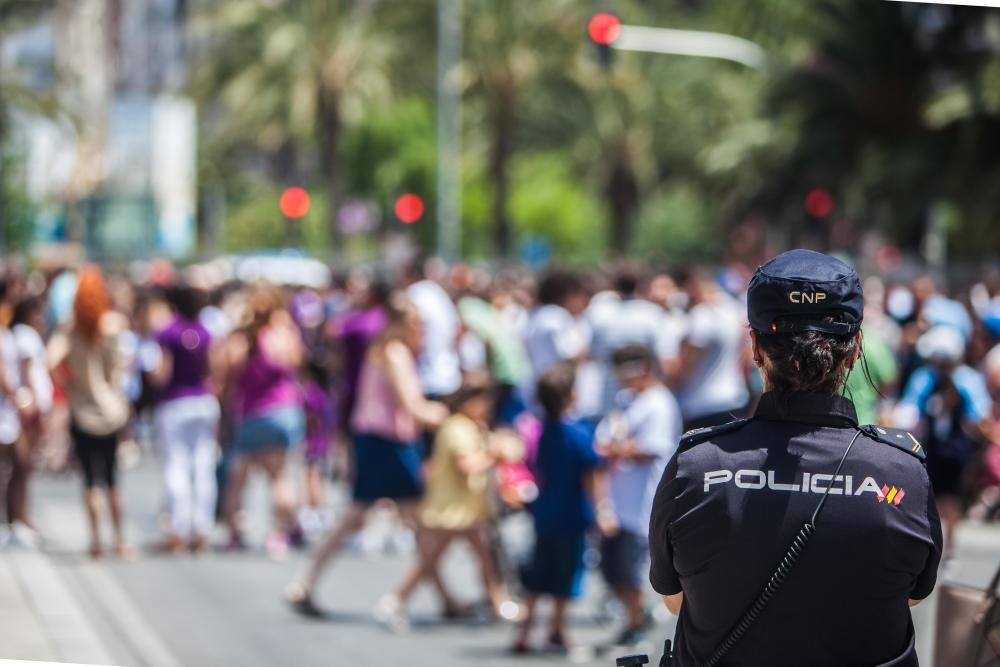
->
xmin=748 ymin=249 xmax=863 ymax=336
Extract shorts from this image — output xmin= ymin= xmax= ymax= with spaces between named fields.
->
xmin=234 ymin=405 xmax=305 ymax=455
xmin=71 ymin=423 xmax=120 ymax=489
xmin=351 ymin=433 xmax=424 ymax=503
xmin=928 ymin=455 xmax=966 ymax=497
xmin=520 ymin=532 xmax=586 ymax=598
xmin=600 ymin=530 xmax=649 ymax=588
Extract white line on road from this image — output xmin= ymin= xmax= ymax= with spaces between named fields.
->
xmin=6 ymin=552 xmax=114 ymax=666
xmin=74 ymin=564 xmax=182 ymax=667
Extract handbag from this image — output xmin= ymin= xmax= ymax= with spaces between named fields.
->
xmin=934 ymin=561 xmax=1000 ymax=667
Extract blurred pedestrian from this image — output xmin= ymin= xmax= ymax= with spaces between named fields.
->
xmin=894 ymin=324 xmax=993 ymax=555
xmin=149 ymin=282 xmax=219 ymax=554
xmin=300 ymin=359 xmax=334 ymax=536
xmin=587 ymin=266 xmax=680 ymax=420
xmin=672 ymin=268 xmax=750 ymax=430
xmin=286 ymin=296 xmax=447 ymax=616
xmin=522 ymin=270 xmax=589 ymax=410
xmin=377 ymin=382 xmax=513 ymax=629
xmin=595 ymin=344 xmax=681 ymax=647
xmin=513 ymin=362 xmax=612 ymax=654
xmin=7 ymin=295 xmax=54 ymax=546
xmin=223 ymin=285 xmax=305 ymax=558
xmin=49 ymin=266 xmax=133 ymax=559
xmin=0 ymin=278 xmax=28 ymax=547
xmin=402 ymin=258 xmax=462 ymax=403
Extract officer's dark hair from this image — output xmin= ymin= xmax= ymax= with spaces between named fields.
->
xmin=756 ymin=317 xmax=861 ymax=394
xmin=536 ymin=362 xmax=576 ymax=420
xmin=537 ymin=269 xmax=584 ymax=307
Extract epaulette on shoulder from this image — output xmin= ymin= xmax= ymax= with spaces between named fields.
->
xmin=861 ymin=425 xmax=926 ymax=462
xmin=679 ymin=418 xmax=750 ymax=450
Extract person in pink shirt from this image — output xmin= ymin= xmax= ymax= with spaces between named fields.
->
xmin=286 ymin=294 xmax=447 ymax=616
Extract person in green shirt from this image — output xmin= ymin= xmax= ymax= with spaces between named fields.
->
xmin=457 ymin=296 xmax=530 ymax=424
xmin=844 ymin=326 xmax=898 ymax=424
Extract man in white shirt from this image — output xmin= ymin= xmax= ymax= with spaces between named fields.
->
xmin=586 ymin=266 xmax=684 ymax=421
xmin=522 ymin=270 xmax=589 ymax=409
xmin=402 ymin=259 xmax=461 ymax=400
xmin=673 ymin=269 xmax=750 ymax=430
xmin=595 ymin=344 xmax=681 ymax=647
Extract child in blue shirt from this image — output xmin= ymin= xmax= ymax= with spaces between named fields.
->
xmin=514 ymin=362 xmax=613 ymax=653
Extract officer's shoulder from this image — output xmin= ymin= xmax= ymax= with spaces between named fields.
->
xmin=679 ymin=418 xmax=751 ymax=451
xmin=859 ymin=424 xmax=926 ymax=462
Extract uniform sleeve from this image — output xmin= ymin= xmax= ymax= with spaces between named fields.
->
xmin=649 ymin=453 xmax=683 ymax=595
xmin=910 ymin=469 xmax=943 ymax=600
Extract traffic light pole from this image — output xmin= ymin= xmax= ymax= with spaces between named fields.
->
xmin=436 ymin=0 xmax=462 ymax=263
xmin=611 ymin=25 xmax=767 ymax=70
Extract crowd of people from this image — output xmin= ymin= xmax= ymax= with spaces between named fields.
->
xmin=0 ymin=254 xmax=998 ymax=652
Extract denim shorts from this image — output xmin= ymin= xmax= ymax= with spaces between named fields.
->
xmin=234 ymin=405 xmax=305 ymax=455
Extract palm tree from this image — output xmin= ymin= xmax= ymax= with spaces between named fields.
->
xmin=191 ymin=0 xmax=393 ymax=249
xmin=0 ymin=0 xmax=59 ymax=247
xmin=765 ymin=0 xmax=999 ymax=252
xmin=462 ymin=0 xmax=580 ymax=258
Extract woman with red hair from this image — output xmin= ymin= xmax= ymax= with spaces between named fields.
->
xmin=50 ymin=265 xmax=133 ymax=558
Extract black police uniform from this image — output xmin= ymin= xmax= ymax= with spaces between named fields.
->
xmin=647 ymin=250 xmax=943 ymax=667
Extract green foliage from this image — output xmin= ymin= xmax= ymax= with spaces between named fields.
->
xmin=342 ymin=97 xmax=436 ymax=247
xmin=223 ymin=183 xmax=328 ymax=254
xmin=190 ymin=0 xmax=1000 ymax=261
xmin=508 ymin=153 xmax=606 ymax=265
xmin=630 ymin=186 xmax=719 ymax=264
xmin=0 ymin=151 xmax=35 ymax=251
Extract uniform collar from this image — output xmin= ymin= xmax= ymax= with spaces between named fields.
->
xmin=754 ymin=391 xmax=859 ymax=428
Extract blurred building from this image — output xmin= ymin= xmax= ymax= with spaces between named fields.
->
xmin=3 ymin=0 xmax=196 ymax=261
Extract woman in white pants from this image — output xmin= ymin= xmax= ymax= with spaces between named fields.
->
xmin=150 ymin=283 xmax=219 ymax=554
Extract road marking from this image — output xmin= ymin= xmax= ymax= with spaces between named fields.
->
xmin=76 ymin=564 xmax=182 ymax=667
xmin=6 ymin=552 xmax=115 ymax=666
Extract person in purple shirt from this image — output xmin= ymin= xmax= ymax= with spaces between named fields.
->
xmin=221 ymin=286 xmax=305 ymax=559
xmin=330 ymin=278 xmax=390 ymax=435
xmin=149 ymin=283 xmax=219 ymax=554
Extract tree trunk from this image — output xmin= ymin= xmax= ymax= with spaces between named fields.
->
xmin=317 ymin=88 xmax=342 ymax=257
xmin=489 ymin=89 xmax=515 ymax=259
xmin=273 ymin=141 xmax=301 ymax=248
xmin=606 ymin=145 xmax=639 ymax=256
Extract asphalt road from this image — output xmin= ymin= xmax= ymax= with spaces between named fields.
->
xmin=11 ymin=450 xmax=1000 ymax=667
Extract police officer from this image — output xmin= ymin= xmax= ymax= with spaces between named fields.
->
xmin=648 ymin=249 xmax=942 ymax=667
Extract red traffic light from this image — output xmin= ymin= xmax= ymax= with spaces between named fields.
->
xmin=394 ymin=193 xmax=425 ymax=225
xmin=588 ymin=12 xmax=621 ymax=46
xmin=280 ymin=187 xmax=311 ymax=219
xmin=804 ymin=189 xmax=834 ymax=218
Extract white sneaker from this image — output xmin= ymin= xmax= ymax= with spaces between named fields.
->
xmin=373 ymin=594 xmax=409 ymax=633
xmin=384 ymin=529 xmax=415 ymax=555
xmin=10 ymin=522 xmax=41 ymax=550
